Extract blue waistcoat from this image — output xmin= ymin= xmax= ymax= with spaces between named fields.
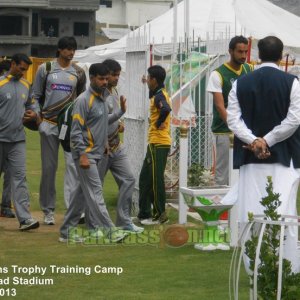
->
xmin=233 ymin=66 xmax=300 ymax=169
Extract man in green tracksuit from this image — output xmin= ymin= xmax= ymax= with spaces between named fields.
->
xmin=207 ymin=35 xmax=253 ymax=186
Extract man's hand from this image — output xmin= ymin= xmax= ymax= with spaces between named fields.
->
xmin=79 ymin=153 xmax=90 ymax=169
xmin=254 ymin=140 xmax=271 ymax=159
xmin=23 ymin=110 xmax=37 ymax=122
xmin=120 ymin=95 xmax=127 ymax=113
xmin=158 ymin=123 xmax=166 ymax=130
xmin=243 ymin=138 xmax=271 ymax=159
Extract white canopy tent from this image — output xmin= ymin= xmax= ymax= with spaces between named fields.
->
xmin=75 ymin=0 xmax=300 ymax=64
xmin=74 ymin=0 xmax=300 ymax=206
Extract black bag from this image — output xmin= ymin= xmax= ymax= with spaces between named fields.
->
xmin=57 ymin=101 xmax=74 ymax=152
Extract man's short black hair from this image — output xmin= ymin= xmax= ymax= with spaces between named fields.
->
xmin=229 ymin=35 xmax=248 ymax=50
xmin=11 ymin=53 xmax=32 ymax=66
xmin=57 ymin=36 xmax=77 ymax=50
xmin=258 ymin=36 xmax=283 ymax=62
xmin=102 ymin=59 xmax=121 ymax=73
xmin=89 ymin=63 xmax=109 ymax=77
xmin=147 ymin=65 xmax=166 ymax=86
xmin=56 ymin=36 xmax=77 ymax=57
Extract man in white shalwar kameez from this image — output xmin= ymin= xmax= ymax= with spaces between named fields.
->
xmin=226 ymin=36 xmax=300 ymax=272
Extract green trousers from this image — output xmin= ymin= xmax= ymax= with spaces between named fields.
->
xmin=138 ymin=143 xmax=170 ymax=219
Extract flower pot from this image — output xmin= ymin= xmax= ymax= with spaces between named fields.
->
xmin=180 ymin=186 xmax=232 ymax=250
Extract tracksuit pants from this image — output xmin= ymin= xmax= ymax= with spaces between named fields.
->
xmin=98 ymin=145 xmax=135 ymax=227
xmin=39 ymin=121 xmax=77 ymax=215
xmin=60 ymin=158 xmax=115 ymax=239
xmin=138 ymin=143 xmax=170 ymax=220
xmin=0 ymin=141 xmax=32 ymax=222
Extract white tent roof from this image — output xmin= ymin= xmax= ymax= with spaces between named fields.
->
xmin=74 ymin=0 xmax=300 ymax=63
xmin=234 ymin=0 xmax=300 ymax=47
xmin=101 ymin=28 xmax=131 ymax=40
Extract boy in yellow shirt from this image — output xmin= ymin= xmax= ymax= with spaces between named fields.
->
xmin=138 ymin=65 xmax=172 ymax=225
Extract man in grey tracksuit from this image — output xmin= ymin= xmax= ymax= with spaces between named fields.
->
xmin=99 ymin=59 xmax=143 ymax=233
xmin=0 ymin=53 xmax=39 ymax=230
xmin=32 ymin=36 xmax=86 ymax=225
xmin=60 ymin=63 xmax=127 ymax=243
xmin=0 ymin=165 xmax=14 ymax=218
xmin=0 ymin=59 xmax=15 ymax=218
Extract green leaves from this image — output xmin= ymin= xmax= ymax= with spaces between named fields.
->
xmin=187 ymin=163 xmax=214 ymax=187
xmin=244 ymin=176 xmax=300 ymax=299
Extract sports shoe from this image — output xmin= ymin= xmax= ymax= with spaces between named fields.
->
xmin=140 ymin=218 xmax=159 ymax=225
xmin=122 ymin=223 xmax=144 ymax=234
xmin=44 ymin=213 xmax=55 ymax=225
xmin=159 ymin=216 xmax=169 ymax=224
xmin=153 ymin=212 xmax=169 ymax=224
xmin=58 ymin=234 xmax=84 ymax=243
xmin=108 ymin=229 xmax=128 ymax=243
xmin=19 ymin=218 xmax=39 ymax=231
xmin=0 ymin=207 xmax=16 ymax=218
xmin=78 ymin=213 xmax=85 ymax=224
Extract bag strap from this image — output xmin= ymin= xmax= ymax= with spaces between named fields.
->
xmin=71 ymin=62 xmax=86 ymax=97
xmin=64 ymin=103 xmax=73 ymax=123
xmin=40 ymin=61 xmax=52 ymax=109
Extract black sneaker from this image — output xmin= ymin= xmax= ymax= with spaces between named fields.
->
xmin=0 ymin=207 xmax=16 ymax=218
xmin=19 ymin=218 xmax=40 ymax=231
xmin=78 ymin=216 xmax=85 ymax=224
xmin=153 ymin=212 xmax=169 ymax=224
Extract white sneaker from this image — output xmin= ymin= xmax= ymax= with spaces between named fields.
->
xmin=19 ymin=218 xmax=39 ymax=231
xmin=216 ymin=243 xmax=230 ymax=251
xmin=44 ymin=213 xmax=55 ymax=225
xmin=58 ymin=234 xmax=84 ymax=243
xmin=194 ymin=243 xmax=217 ymax=251
xmin=123 ymin=223 xmax=144 ymax=234
xmin=140 ymin=218 xmax=159 ymax=225
xmin=109 ymin=229 xmax=128 ymax=243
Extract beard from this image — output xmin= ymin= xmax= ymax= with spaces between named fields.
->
xmin=91 ymin=83 xmax=107 ymax=95
xmin=233 ymin=57 xmax=246 ymax=65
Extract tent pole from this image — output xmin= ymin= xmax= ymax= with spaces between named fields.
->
xmin=184 ymin=0 xmax=190 ymax=53
xmin=285 ymin=54 xmax=289 ymax=72
xmin=247 ymin=37 xmax=252 ymax=63
xmin=173 ymin=0 xmax=178 ymax=62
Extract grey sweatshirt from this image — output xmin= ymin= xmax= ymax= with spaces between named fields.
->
xmin=32 ymin=60 xmax=86 ymax=123
xmin=71 ymin=86 xmax=109 ymax=160
xmin=0 ymin=74 xmax=37 ymax=142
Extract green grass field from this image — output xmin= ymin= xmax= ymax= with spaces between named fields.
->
xmin=0 ymin=130 xmax=273 ymax=300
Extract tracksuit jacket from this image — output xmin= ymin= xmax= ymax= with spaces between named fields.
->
xmin=0 ymin=73 xmax=37 ymax=142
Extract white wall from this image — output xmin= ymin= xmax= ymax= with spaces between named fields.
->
xmin=126 ymin=1 xmax=172 ymax=26
xmin=96 ymin=0 xmax=125 ymax=26
xmin=97 ymin=0 xmax=172 ymax=27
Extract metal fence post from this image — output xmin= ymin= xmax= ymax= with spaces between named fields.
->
xmin=229 ymin=134 xmax=239 ymax=247
xmin=179 ymin=125 xmax=189 ymax=224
